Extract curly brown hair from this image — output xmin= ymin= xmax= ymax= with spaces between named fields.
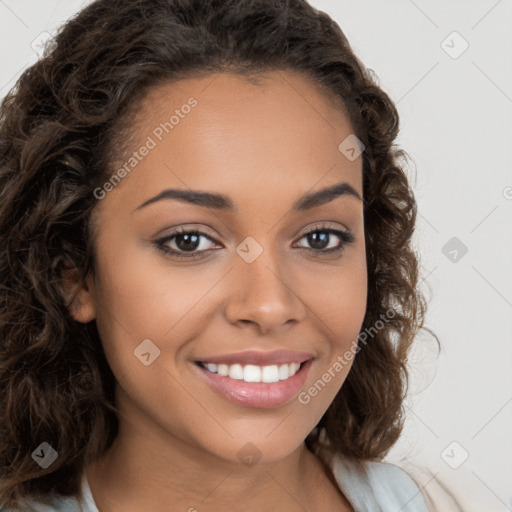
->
xmin=0 ymin=0 xmax=439 ymax=508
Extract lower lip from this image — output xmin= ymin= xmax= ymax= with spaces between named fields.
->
xmin=193 ymin=359 xmax=313 ymax=409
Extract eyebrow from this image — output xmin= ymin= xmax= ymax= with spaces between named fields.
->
xmin=132 ymin=181 xmax=362 ymax=213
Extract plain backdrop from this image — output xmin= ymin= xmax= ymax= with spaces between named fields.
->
xmin=1 ymin=1 xmax=511 ymax=510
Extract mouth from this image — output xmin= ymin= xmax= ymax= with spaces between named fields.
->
xmin=192 ymin=357 xmax=314 ymax=408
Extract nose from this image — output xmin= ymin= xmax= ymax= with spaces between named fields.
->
xmin=223 ymin=252 xmax=307 ymax=335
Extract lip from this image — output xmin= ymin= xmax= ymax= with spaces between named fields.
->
xmin=195 ymin=349 xmax=315 ymax=366
xmin=193 ymin=358 xmax=314 ymax=409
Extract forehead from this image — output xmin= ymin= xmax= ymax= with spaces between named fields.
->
xmin=140 ymin=68 xmax=348 ymax=113
xmin=102 ymin=70 xmax=362 ymax=211
xmin=134 ymin=69 xmax=353 ymax=147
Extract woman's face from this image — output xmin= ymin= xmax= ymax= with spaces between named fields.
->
xmin=76 ymin=70 xmax=367 ymax=465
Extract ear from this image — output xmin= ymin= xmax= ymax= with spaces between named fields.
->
xmin=55 ymin=257 xmax=97 ymax=323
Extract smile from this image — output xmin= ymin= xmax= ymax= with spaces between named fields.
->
xmin=193 ymin=358 xmax=314 ymax=408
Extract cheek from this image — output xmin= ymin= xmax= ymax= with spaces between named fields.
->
xmin=91 ymin=237 xmax=233 ymax=396
xmin=90 ymin=238 xmax=176 ymax=374
xmin=93 ymin=236 xmax=201 ymax=337
xmin=90 ymin=247 xmax=210 ymax=440
xmin=309 ymin=253 xmax=368 ymax=349
xmin=297 ymin=254 xmax=367 ymax=409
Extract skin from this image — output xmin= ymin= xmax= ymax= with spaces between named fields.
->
xmin=66 ymin=70 xmax=367 ymax=512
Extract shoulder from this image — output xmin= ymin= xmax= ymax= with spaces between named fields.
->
xmin=328 ymin=455 xmax=431 ymax=512
xmin=361 ymin=459 xmax=424 ymax=489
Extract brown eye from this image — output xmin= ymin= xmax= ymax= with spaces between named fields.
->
xmin=154 ymin=228 xmax=220 ymax=258
xmin=294 ymin=226 xmax=355 ymax=253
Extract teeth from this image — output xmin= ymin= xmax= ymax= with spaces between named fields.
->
xmin=228 ymin=363 xmax=243 ymax=380
xmin=217 ymin=364 xmax=229 ymax=376
xmin=278 ymin=363 xmax=290 ymax=380
xmin=261 ymin=364 xmax=279 ymax=383
xmin=243 ymin=364 xmax=261 ymax=382
xmin=200 ymin=362 xmax=301 ymax=383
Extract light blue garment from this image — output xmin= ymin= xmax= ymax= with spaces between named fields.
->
xmin=329 ymin=456 xmax=430 ymax=511
xmin=2 ymin=456 xmax=430 ymax=511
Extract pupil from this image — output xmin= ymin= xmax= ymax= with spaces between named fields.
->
xmin=177 ymin=233 xmax=199 ymax=251
xmin=309 ymin=232 xmax=328 ymax=249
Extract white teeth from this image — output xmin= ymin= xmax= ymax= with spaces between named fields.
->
xmin=228 ymin=363 xmax=244 ymax=380
xmin=243 ymin=364 xmax=261 ymax=382
xmin=290 ymin=362 xmax=300 ymax=375
xmin=278 ymin=364 xmax=289 ymax=380
xmin=200 ymin=361 xmax=302 ymax=383
xmin=261 ymin=365 xmax=279 ymax=383
xmin=217 ymin=364 xmax=229 ymax=376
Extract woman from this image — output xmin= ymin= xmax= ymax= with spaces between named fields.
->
xmin=0 ymin=0 xmax=441 ymax=510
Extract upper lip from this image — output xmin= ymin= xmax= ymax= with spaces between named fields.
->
xmin=195 ymin=350 xmax=315 ymax=366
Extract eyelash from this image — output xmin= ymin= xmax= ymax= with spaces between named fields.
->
xmin=153 ymin=224 xmax=355 ymax=259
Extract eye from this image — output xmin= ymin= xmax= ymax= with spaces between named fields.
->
xmin=154 ymin=228 xmax=220 ymax=258
xmin=293 ymin=224 xmax=355 ymax=253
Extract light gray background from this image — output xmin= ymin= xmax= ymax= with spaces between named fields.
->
xmin=1 ymin=1 xmax=511 ymax=510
